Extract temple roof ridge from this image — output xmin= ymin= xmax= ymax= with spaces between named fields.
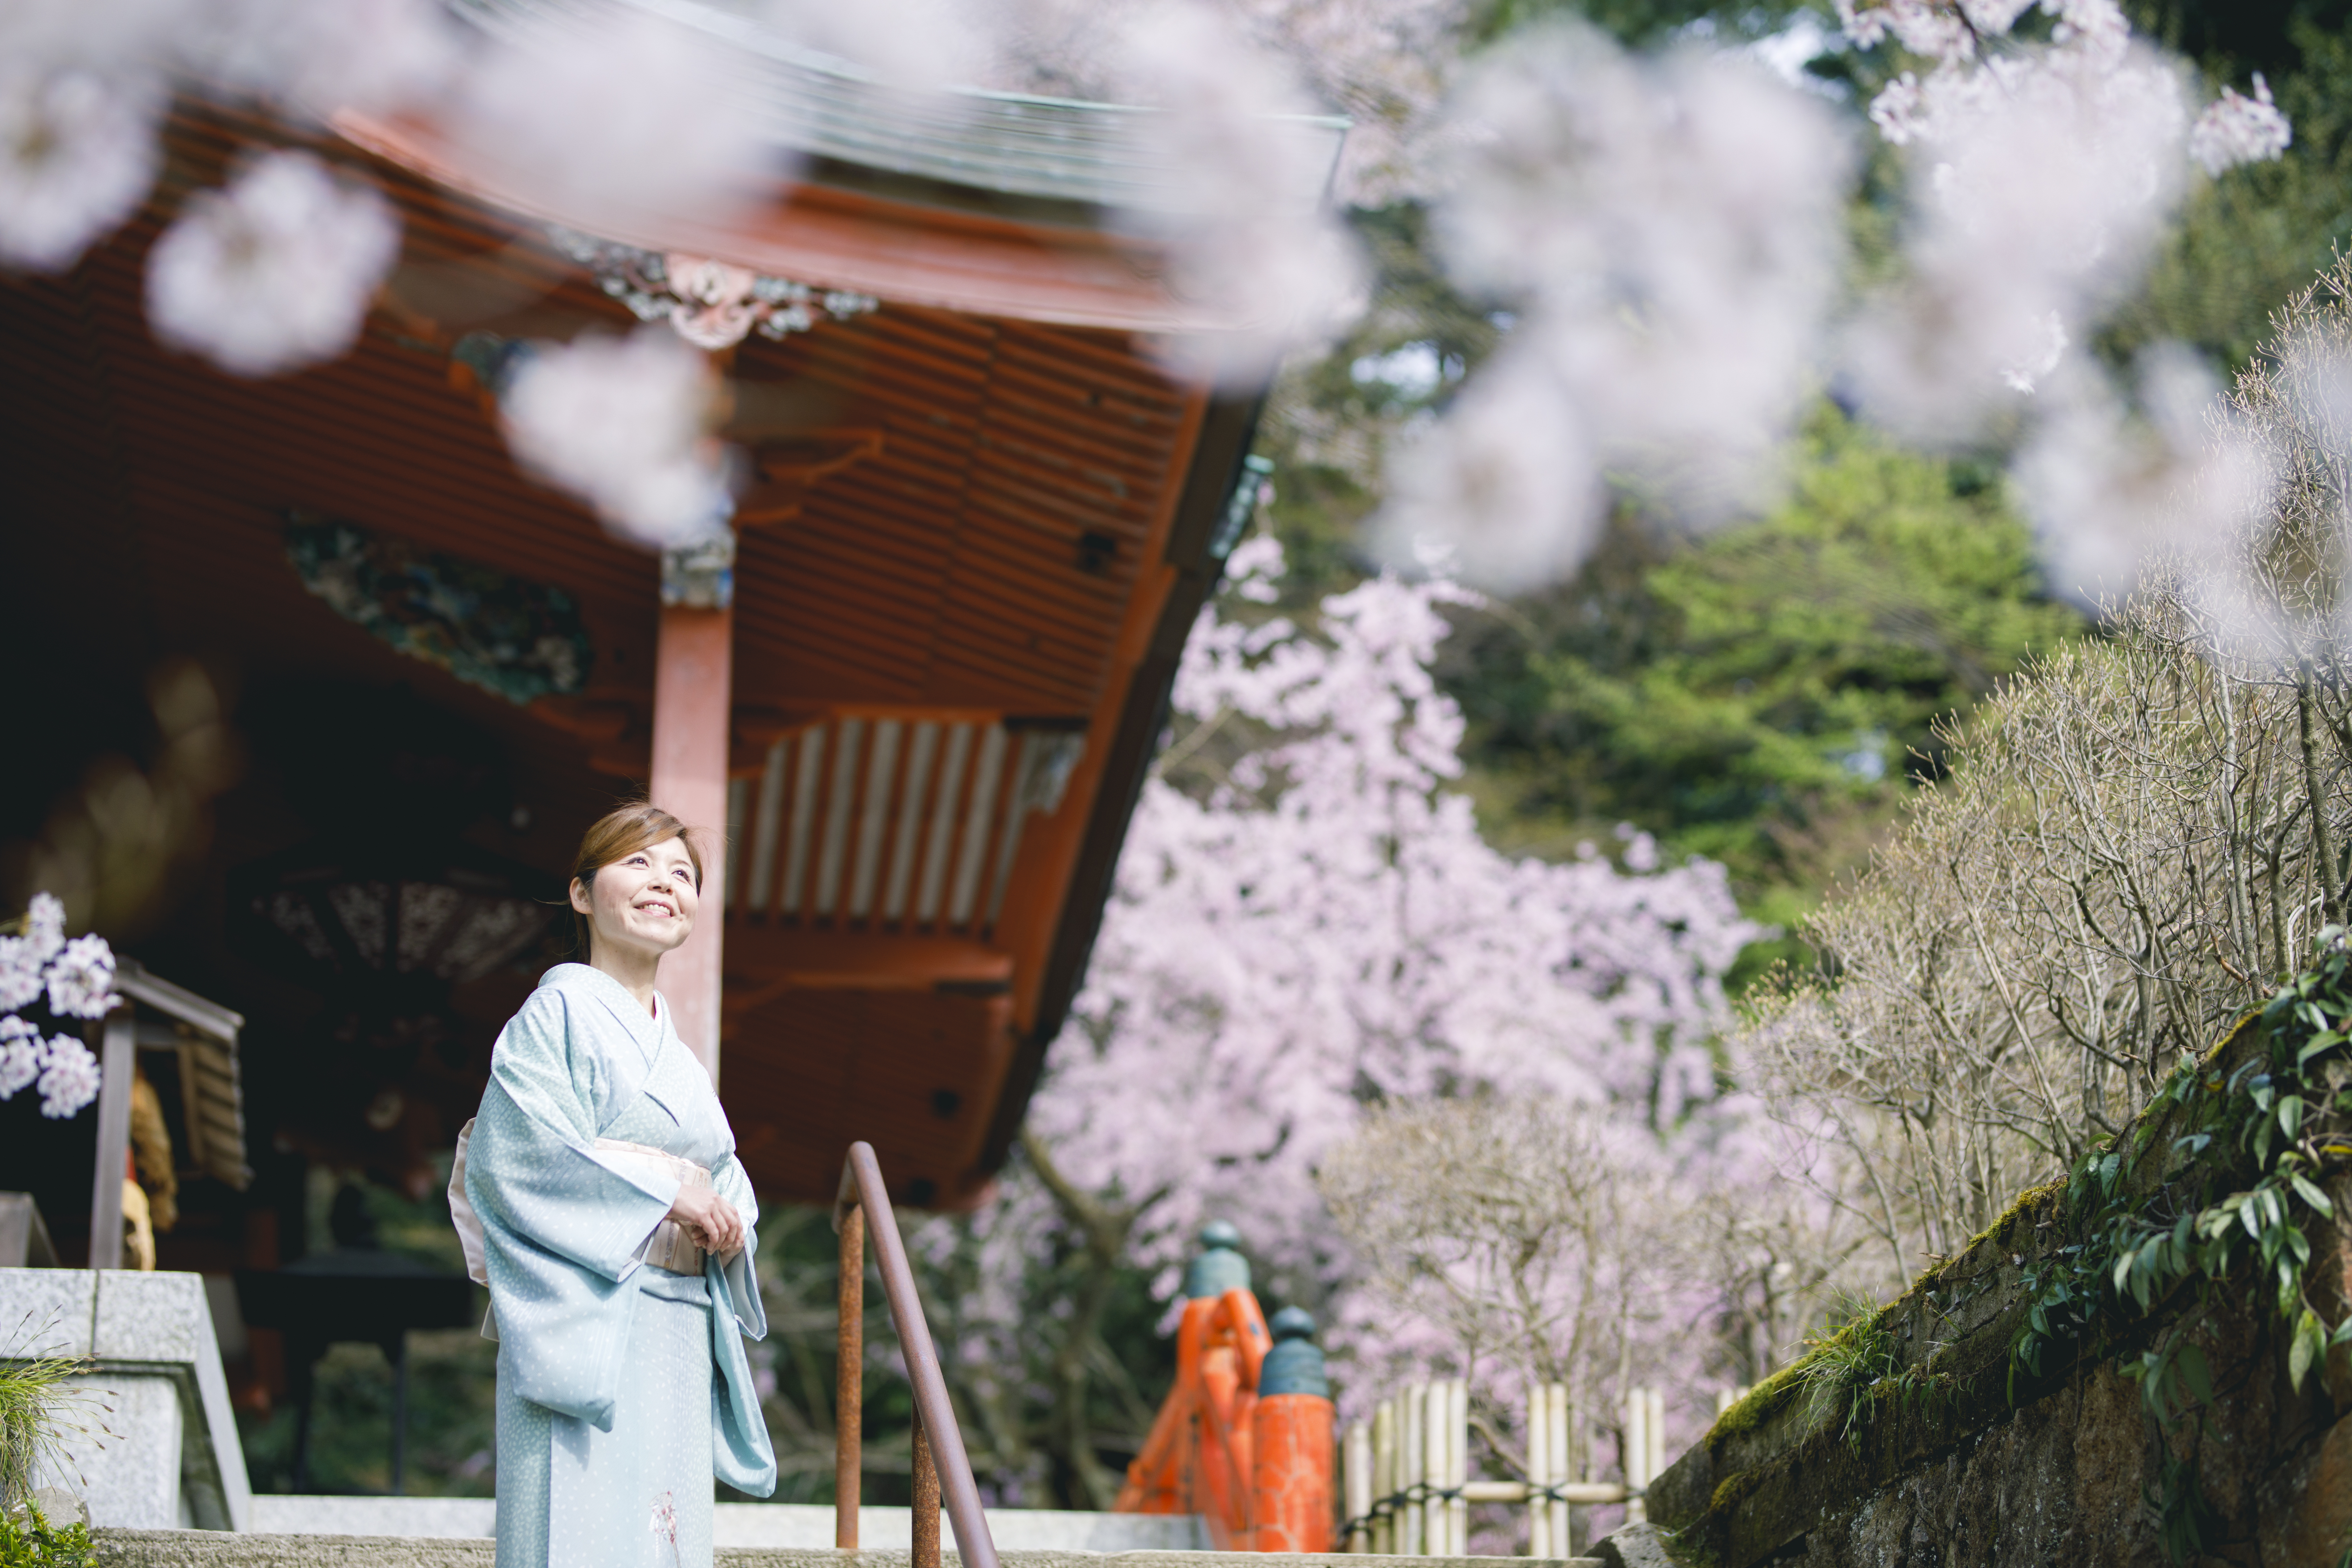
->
xmin=446 ymin=0 xmax=1349 ymax=214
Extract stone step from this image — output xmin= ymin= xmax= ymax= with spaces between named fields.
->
xmin=92 ymin=1536 xmax=1608 ymax=1568
xmin=244 ymin=1499 xmax=1210 ymax=1552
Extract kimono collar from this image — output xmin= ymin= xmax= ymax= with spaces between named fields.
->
xmin=537 ymin=962 xmax=675 ymax=1070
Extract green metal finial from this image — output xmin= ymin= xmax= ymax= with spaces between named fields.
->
xmin=1183 ymin=1220 xmax=1251 ymax=1298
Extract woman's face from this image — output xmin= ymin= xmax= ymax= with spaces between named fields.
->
xmin=571 ymin=835 xmax=700 ymax=963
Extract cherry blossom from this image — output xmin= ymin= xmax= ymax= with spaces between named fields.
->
xmin=0 ymin=942 xmax=43 ymax=1013
xmin=1099 ymin=1 xmax=1368 ymax=386
xmin=0 ymin=893 xmax=111 ymax=1119
xmin=993 ymin=535 xmax=1757 ymax=1302
xmin=2189 ymin=75 xmax=2291 ymax=177
xmin=35 ymin=1035 xmax=102 ymax=1120
xmin=0 ymin=894 xmax=68 ymax=1011
xmin=176 ymin=0 xmax=456 ymax=117
xmin=146 ymin=149 xmax=401 ymax=377
xmin=497 ymin=327 xmax=736 ymax=549
xmin=26 ymin=893 xmax=65 ymax=961
xmin=0 ymin=1017 xmax=41 ymax=1099
xmin=446 ymin=8 xmax=774 ymax=234
xmin=0 ymin=68 xmax=159 ymax=272
xmin=1374 ymin=24 xmax=1852 ymax=589
xmin=45 ymin=932 xmax=119 ymax=1020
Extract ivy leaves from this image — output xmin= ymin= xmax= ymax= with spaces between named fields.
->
xmin=1999 ymin=939 xmax=2352 ymax=1561
xmin=2012 ymin=936 xmax=2352 ymax=1426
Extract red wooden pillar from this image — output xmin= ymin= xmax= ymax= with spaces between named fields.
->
xmin=651 ymin=535 xmax=734 ymax=1083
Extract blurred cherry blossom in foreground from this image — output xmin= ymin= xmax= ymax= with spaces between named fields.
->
xmin=1378 ymin=25 xmax=1852 ymax=588
xmin=147 ymin=149 xmax=401 ymax=377
xmin=498 ymin=327 xmax=738 ymax=549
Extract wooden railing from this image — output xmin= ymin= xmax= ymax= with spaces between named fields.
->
xmin=832 ymin=1141 xmax=1000 ymax=1568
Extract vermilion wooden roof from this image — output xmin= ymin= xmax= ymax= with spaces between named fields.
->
xmin=0 ymin=97 xmax=1259 ymax=1208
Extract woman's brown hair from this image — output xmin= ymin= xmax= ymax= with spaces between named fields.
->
xmin=569 ymin=802 xmax=706 ymax=958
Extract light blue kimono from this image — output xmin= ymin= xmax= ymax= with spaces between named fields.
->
xmin=464 ymin=963 xmax=776 ymax=1568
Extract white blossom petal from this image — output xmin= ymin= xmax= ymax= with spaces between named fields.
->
xmin=0 ymin=1016 xmax=43 ymax=1100
xmin=498 ymin=327 xmax=736 ymax=549
xmin=36 ymin=1033 xmax=100 ymax=1118
xmin=2188 ymin=74 xmax=2291 ymax=176
xmin=0 ymin=68 xmax=158 ymax=273
xmin=146 ymin=149 xmax=401 ymax=378
xmin=45 ymin=931 xmax=117 ymax=1020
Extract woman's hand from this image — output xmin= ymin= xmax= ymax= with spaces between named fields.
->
xmin=667 ymin=1185 xmax=746 ymax=1258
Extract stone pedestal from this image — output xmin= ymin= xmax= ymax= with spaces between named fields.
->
xmin=0 ymin=1268 xmax=252 ymax=1530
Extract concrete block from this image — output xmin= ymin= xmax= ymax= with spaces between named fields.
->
xmin=51 ymin=1376 xmax=184 ymax=1529
xmin=2 ymin=1268 xmax=250 ymax=1532
xmin=1 ymin=1266 xmax=97 ymax=1355
xmin=96 ymin=1273 xmax=209 ymax=1365
xmin=0 ymin=1194 xmax=60 ymax=1267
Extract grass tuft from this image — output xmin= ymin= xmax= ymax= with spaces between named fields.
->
xmin=0 ymin=1313 xmax=103 ymax=1513
xmin=1790 ymin=1288 xmax=1899 ymax=1450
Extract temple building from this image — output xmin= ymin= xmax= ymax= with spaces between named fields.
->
xmin=0 ymin=0 xmax=1337 ymax=1419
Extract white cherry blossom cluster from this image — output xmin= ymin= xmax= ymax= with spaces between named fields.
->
xmin=1345 ymin=0 xmax=2304 ymax=595
xmin=2189 ymin=75 xmax=2292 ymax=177
xmin=1377 ymin=24 xmax=1853 ymax=589
xmin=147 ymin=150 xmax=400 ymax=377
xmin=497 ymin=327 xmax=737 ymax=550
xmin=0 ymin=892 xmax=114 ymax=1120
xmin=1101 ymin=1 xmax=1370 ymax=386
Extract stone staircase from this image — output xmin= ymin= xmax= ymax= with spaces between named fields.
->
xmin=89 ymin=1536 xmax=1662 ymax=1568
xmin=241 ymin=1499 xmax=1209 ymax=1552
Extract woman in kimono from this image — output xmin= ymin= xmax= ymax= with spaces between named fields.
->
xmin=455 ymin=802 xmax=776 ymax=1568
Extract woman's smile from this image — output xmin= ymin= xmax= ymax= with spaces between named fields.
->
xmin=573 ymin=831 xmax=703 ymax=984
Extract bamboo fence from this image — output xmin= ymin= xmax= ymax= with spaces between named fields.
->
xmin=1339 ymin=1382 xmax=1669 ymax=1555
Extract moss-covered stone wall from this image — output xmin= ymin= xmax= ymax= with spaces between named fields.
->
xmin=1634 ymin=1021 xmax=2352 ymax=1568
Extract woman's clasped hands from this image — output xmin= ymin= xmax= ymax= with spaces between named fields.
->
xmin=667 ymin=1185 xmax=746 ymax=1258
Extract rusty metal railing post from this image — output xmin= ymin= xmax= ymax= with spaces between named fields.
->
xmin=911 ymin=1412 xmax=940 ymax=1568
xmin=837 ymin=1200 xmax=865 ymax=1549
xmin=834 ymin=1141 xmax=998 ymax=1568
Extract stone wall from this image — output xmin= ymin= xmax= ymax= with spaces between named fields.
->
xmin=1629 ymin=1026 xmax=2352 ymax=1568
xmin=0 ymin=1268 xmax=251 ymax=1531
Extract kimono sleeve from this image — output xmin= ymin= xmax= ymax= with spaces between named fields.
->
xmin=708 ymin=1152 xmax=766 ymax=1340
xmin=464 ymin=988 xmax=679 ymax=1428
xmin=705 ymin=1147 xmax=777 ymax=1496
xmin=468 ymin=987 xmax=681 ymax=1282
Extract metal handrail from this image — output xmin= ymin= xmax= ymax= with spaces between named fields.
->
xmin=833 ymin=1141 xmax=999 ymax=1568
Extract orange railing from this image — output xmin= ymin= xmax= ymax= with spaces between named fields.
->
xmin=1115 ymin=1223 xmax=1334 ymax=1551
xmin=833 ymin=1142 xmax=1000 ymax=1568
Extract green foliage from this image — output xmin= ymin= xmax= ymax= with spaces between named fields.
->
xmin=1790 ymin=1289 xmax=1899 ymax=1449
xmin=1461 ymin=0 xmax=1808 ymax=49
xmin=2105 ymin=23 xmax=2352 ymax=372
xmin=0 ymin=1319 xmax=93 ymax=1514
xmin=236 ymin=1331 xmax=498 ymax=1498
xmin=2010 ymin=937 xmax=2352 ymax=1560
xmin=2125 ymin=0 xmax=2352 ymax=87
xmin=0 ymin=1503 xmax=92 ymax=1568
xmin=1436 ymin=406 xmax=2082 ymax=964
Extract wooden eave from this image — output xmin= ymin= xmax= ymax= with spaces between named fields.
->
xmin=0 ymin=97 xmax=1259 ymax=1208
xmin=336 ymin=110 xmax=1235 ymax=333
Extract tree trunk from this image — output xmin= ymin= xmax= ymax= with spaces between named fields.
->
xmin=1021 ymin=1128 xmax=1142 ymax=1511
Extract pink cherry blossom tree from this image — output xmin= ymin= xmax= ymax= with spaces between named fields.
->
xmin=916 ymin=534 xmax=1761 ymax=1505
